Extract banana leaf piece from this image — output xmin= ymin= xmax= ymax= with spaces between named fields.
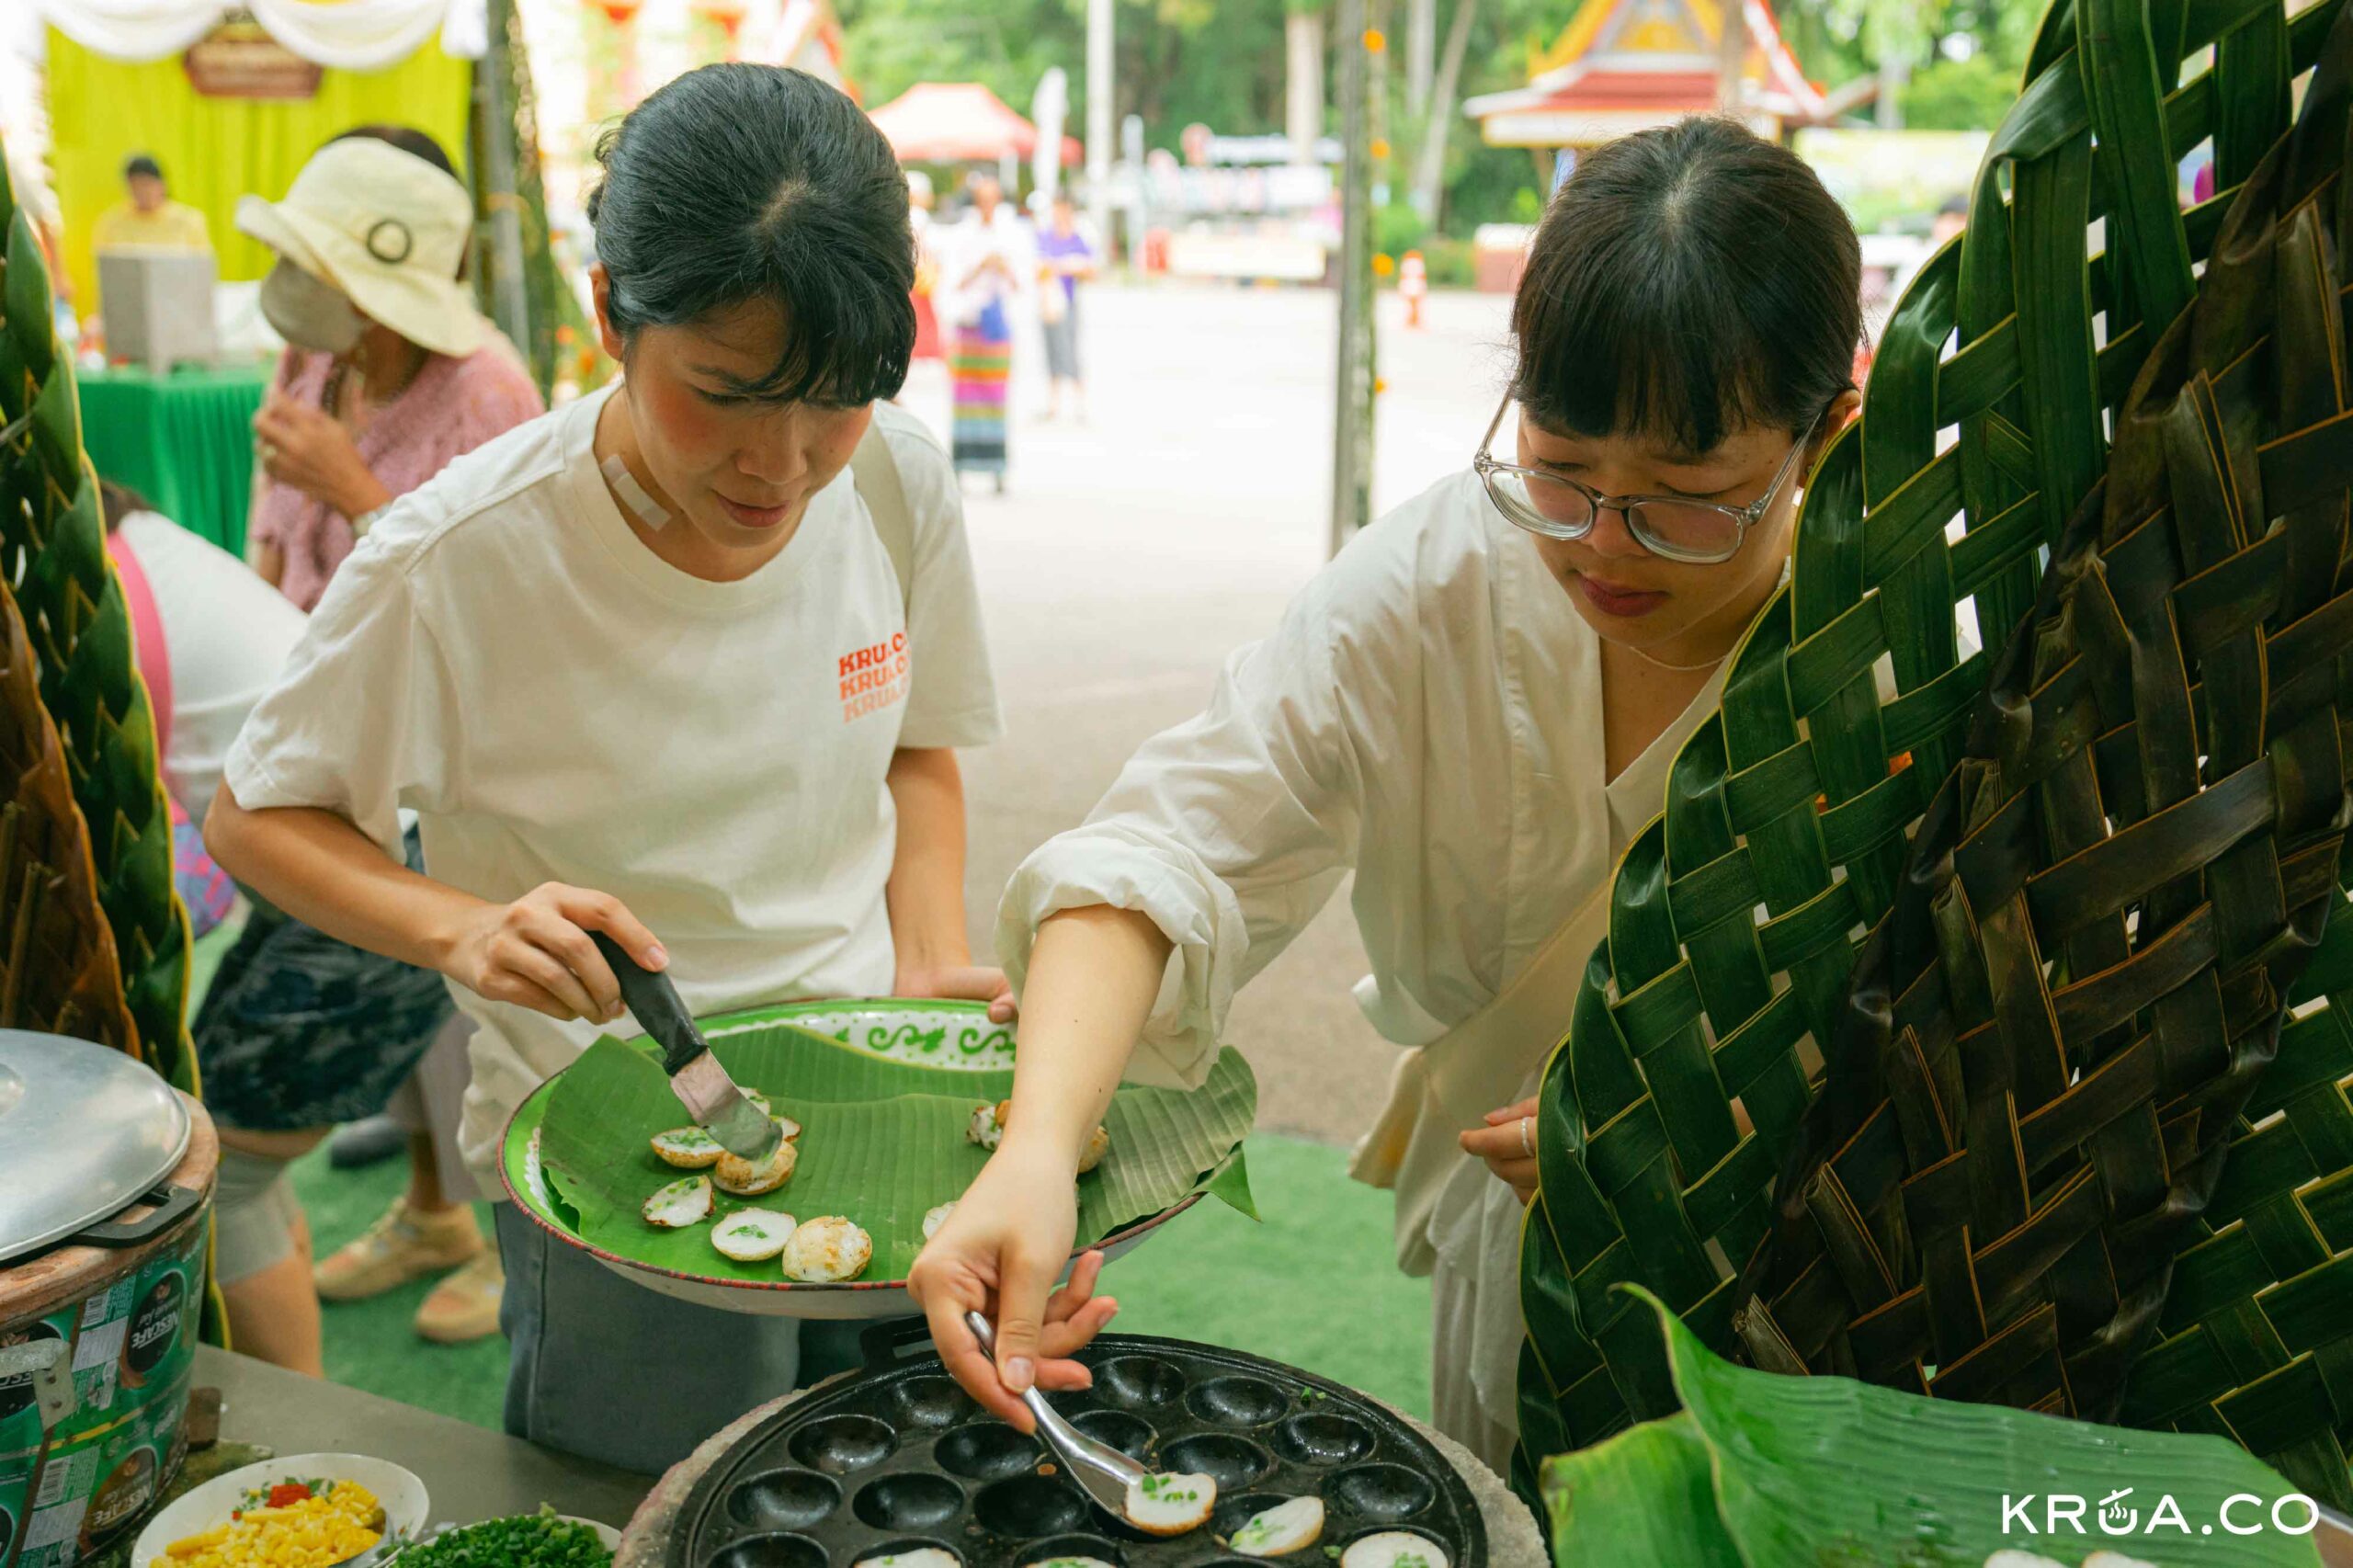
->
xmin=538 ymin=1023 xmax=1257 ymax=1282
xmin=1540 ymin=1290 xmax=2323 ymax=1568
xmin=1543 ymin=1413 xmax=1743 ymax=1566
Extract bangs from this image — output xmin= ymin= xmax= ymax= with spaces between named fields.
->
xmin=1510 ymin=223 xmax=1778 ymax=456
xmin=705 ymin=263 xmax=915 ymax=409
xmin=1506 ymin=118 xmax=1862 ymax=458
xmin=589 ymin=66 xmax=917 ymax=409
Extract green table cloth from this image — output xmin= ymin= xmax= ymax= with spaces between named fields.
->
xmin=77 ymin=362 xmax=272 ymax=559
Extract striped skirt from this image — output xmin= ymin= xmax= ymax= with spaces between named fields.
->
xmin=949 ymin=301 xmax=1012 ymax=475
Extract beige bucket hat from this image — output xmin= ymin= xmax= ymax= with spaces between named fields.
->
xmin=235 ymin=137 xmax=483 ymax=358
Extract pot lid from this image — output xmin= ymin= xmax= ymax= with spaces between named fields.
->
xmin=0 ymin=1031 xmax=191 ymax=1267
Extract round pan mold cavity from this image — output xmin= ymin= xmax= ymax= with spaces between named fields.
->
xmin=848 ymin=1539 xmax=964 ymax=1568
xmin=1323 ymin=1464 xmax=1437 ymax=1522
xmin=784 ymin=1413 xmax=896 ymax=1474
xmin=974 ymin=1473 xmax=1095 ymax=1538
xmin=1093 ymin=1355 xmax=1186 ymax=1410
xmin=889 ymin=1375 xmax=977 ymax=1430
xmin=1157 ymin=1432 xmax=1275 ymax=1490
xmin=726 ymin=1470 xmax=843 ymax=1530
xmin=1069 ymin=1408 xmax=1157 ymax=1462
xmin=1017 ymin=1532 xmax=1128 ymax=1567
xmin=933 ymin=1420 xmax=1045 ymax=1481
xmin=853 ymin=1472 xmax=966 ymax=1531
xmin=708 ymin=1532 xmax=827 ymax=1568
xmin=1184 ymin=1376 xmax=1290 ymax=1428
xmin=1271 ymin=1413 xmax=1377 ymax=1467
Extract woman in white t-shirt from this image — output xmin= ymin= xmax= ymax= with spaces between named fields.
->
xmin=208 ymin=63 xmax=1109 ymax=1472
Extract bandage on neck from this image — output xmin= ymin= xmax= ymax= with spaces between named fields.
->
xmin=600 ymin=454 xmax=670 ymax=529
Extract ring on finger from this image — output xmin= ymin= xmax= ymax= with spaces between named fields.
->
xmin=1519 ymin=1115 xmax=1536 ymax=1157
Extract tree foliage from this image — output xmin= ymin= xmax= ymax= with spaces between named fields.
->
xmin=836 ymin=0 xmax=2047 ymax=232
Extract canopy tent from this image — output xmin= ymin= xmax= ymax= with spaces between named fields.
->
xmin=867 ymin=81 xmax=1079 ymax=165
xmin=29 ymin=0 xmax=486 ymax=67
xmin=22 ymin=0 xmax=482 ymax=314
xmin=1463 ymin=0 xmax=1873 ymax=147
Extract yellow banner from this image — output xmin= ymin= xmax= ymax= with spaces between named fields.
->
xmin=47 ymin=27 xmax=469 ymax=317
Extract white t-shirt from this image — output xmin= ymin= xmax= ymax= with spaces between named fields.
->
xmin=225 ymin=387 xmax=1003 ymax=1179
xmin=937 ymin=207 xmax=1033 ymax=327
xmin=113 ymin=511 xmax=309 ymax=822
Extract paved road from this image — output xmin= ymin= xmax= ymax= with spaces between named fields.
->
xmin=897 ymin=281 xmax=1515 ymax=1144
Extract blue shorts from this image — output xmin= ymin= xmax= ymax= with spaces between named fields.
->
xmin=193 ymin=833 xmax=455 ymax=1132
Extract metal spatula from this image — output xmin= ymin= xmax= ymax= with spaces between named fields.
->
xmin=589 ymin=933 xmax=779 ymax=1163
xmin=966 ymin=1310 xmax=1144 ymax=1522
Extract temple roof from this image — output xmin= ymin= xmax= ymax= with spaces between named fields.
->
xmin=1465 ymin=0 xmax=1870 ymax=146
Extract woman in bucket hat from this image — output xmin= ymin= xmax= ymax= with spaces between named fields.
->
xmin=196 ymin=129 xmax=543 ymax=1376
xmin=240 ymin=128 xmax=542 ymax=610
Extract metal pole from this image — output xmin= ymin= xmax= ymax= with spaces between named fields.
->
xmin=1330 ymin=0 xmax=1375 ymax=555
xmin=1717 ymin=0 xmax=1748 ymax=119
xmin=1086 ymin=0 xmax=1115 ymax=255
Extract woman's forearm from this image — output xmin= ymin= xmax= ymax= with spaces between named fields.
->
xmin=1004 ymin=905 xmax=1172 ymax=1167
xmin=203 ymin=784 xmax=485 ymax=972
xmin=884 ymin=746 xmax=974 ymax=975
xmin=337 ymin=470 xmax=394 ymax=523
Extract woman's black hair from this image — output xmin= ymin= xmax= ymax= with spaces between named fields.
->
xmin=586 ymin=63 xmax=915 ymax=406
xmin=328 ymin=124 xmax=458 ymax=179
xmin=1511 ymin=117 xmax=1860 ymax=455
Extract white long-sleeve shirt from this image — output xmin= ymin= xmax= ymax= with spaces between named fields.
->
xmin=999 ymin=468 xmax=1712 ymax=1085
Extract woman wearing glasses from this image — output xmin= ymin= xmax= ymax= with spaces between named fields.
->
xmin=910 ymin=118 xmax=1863 ymax=1468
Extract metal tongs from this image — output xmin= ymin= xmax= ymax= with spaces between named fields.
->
xmin=965 ymin=1310 xmax=1144 ymax=1523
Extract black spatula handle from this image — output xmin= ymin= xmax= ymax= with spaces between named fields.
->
xmin=590 ymin=931 xmax=706 ymax=1076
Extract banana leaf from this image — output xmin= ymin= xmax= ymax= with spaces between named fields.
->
xmin=1544 ymin=1413 xmax=1743 ymax=1566
xmin=1540 ymin=1290 xmax=2324 ymax=1567
xmin=537 ymin=1022 xmax=1257 ymax=1283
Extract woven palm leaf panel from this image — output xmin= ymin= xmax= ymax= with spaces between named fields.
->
xmin=1738 ymin=0 xmax=2353 ymax=1494
xmin=0 ymin=145 xmax=196 ymax=1092
xmin=0 ymin=551 xmax=138 ymax=1048
xmin=1509 ymin=0 xmax=2352 ymax=1498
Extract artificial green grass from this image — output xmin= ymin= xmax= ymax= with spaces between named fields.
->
xmin=289 ymin=1134 xmax=1433 ymax=1430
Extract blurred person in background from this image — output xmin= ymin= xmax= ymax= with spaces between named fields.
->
xmin=101 ymin=481 xmax=305 ymax=941
xmin=1929 ymin=193 xmax=1968 ymax=248
xmin=197 ymin=124 xmax=543 ymax=1373
xmin=1035 ymin=193 xmax=1094 ymax=424
xmin=908 ymin=169 xmax=944 ymax=366
xmin=244 ymin=127 xmax=541 ymax=608
xmin=937 ymin=170 xmax=1028 ymax=490
xmin=91 ymin=153 xmax=212 ymax=256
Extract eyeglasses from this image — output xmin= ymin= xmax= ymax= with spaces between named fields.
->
xmin=1472 ymin=397 xmax=1819 ymax=565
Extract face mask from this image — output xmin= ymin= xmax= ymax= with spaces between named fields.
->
xmin=260 ymin=258 xmax=365 ymax=355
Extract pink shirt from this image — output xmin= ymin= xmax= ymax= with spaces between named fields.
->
xmin=252 ymin=343 xmax=544 ymax=611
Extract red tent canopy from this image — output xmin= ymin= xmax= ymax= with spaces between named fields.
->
xmin=867 ymin=82 xmax=1080 ymax=165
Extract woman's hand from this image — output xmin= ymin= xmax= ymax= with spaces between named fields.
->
xmin=1461 ymin=1096 xmax=1541 ymax=1206
xmin=254 ymin=392 xmax=392 ymax=520
xmin=907 ymin=1141 xmax=1114 ymax=1430
xmin=438 ymin=881 xmax=666 ymax=1024
xmin=895 ymin=961 xmax=1017 ymax=1025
